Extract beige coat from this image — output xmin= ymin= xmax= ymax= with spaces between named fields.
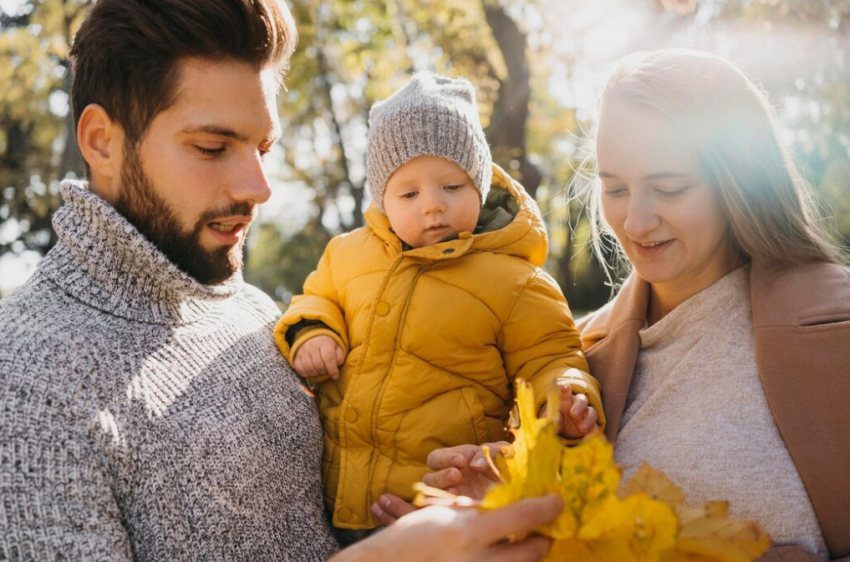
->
xmin=578 ymin=261 xmax=850 ymax=561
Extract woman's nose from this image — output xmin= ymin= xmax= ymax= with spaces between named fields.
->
xmin=623 ymin=194 xmax=660 ymax=239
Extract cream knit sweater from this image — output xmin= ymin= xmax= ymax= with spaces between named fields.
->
xmin=615 ymin=267 xmax=827 ymax=558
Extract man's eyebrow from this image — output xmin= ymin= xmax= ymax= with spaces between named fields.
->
xmin=180 ymin=125 xmax=248 ymax=142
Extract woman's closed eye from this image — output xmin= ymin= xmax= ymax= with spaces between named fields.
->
xmin=602 ymin=185 xmax=628 ymax=197
xmin=653 ymin=185 xmax=693 ymax=198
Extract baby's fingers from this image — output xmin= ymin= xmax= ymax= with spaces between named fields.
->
xmin=569 ymin=393 xmax=589 ymax=419
xmin=579 ymin=406 xmax=598 ymax=434
xmin=301 ymin=347 xmax=326 ymax=378
xmin=319 ymin=343 xmax=341 ymax=380
xmin=294 ymin=355 xmax=317 ymax=379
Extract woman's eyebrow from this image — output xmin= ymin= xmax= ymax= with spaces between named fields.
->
xmin=643 ymin=172 xmax=693 ymax=181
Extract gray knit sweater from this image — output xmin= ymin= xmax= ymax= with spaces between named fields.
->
xmin=0 ymin=181 xmax=339 ymax=561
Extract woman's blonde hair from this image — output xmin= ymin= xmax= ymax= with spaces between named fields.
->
xmin=583 ymin=49 xmax=845 ymax=281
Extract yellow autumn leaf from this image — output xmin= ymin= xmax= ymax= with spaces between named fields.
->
xmin=559 ymin=434 xmax=621 ymax=530
xmin=482 ymin=383 xmax=568 ymax=536
xmin=483 ymin=381 xmax=676 ymax=549
xmin=414 ymin=381 xmax=771 ymax=562
xmin=620 ymin=463 xmax=686 ymax=507
xmin=622 ymin=465 xmax=771 ymax=562
xmin=661 ymin=502 xmax=771 ymax=562
xmin=573 ymin=494 xmax=678 ymax=562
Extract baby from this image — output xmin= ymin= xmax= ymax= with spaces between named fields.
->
xmin=274 ymin=72 xmax=604 ymax=539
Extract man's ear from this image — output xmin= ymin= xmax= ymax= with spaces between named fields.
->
xmin=77 ymin=104 xmax=125 ymax=201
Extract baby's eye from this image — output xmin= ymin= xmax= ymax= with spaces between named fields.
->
xmin=444 ymin=184 xmax=464 ymax=192
xmin=400 ymin=190 xmax=418 ymax=199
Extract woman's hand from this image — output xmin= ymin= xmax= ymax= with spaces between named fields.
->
xmin=370 ymin=494 xmax=417 ymax=526
xmin=370 ymin=441 xmax=510 ymax=526
xmin=422 ymin=442 xmax=507 ymax=498
xmin=333 ymin=495 xmax=562 ymax=562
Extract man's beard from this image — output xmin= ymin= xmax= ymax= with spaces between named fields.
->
xmin=114 ymin=145 xmax=252 ymax=285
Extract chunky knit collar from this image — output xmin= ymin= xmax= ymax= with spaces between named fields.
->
xmin=37 ymin=180 xmax=243 ymax=325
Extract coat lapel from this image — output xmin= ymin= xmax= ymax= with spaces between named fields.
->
xmin=579 ymin=274 xmax=649 ymax=443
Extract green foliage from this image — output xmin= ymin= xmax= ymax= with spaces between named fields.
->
xmin=2 ymin=0 xmax=848 ymax=308
xmin=245 ymin=220 xmax=331 ymax=304
xmin=0 ymin=0 xmax=89 ymax=255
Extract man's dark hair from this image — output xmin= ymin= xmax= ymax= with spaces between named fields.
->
xmin=69 ymin=0 xmax=297 ymax=145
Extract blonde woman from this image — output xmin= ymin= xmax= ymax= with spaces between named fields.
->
xmin=375 ymin=50 xmax=850 ymax=561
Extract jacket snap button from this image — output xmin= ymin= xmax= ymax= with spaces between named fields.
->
xmin=345 ymin=408 xmax=358 ymax=422
xmin=376 ymin=301 xmax=390 ymax=316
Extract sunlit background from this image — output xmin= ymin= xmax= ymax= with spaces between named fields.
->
xmin=1 ymin=0 xmax=849 ymax=310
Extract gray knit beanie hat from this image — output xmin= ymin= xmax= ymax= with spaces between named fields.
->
xmin=366 ymin=71 xmax=493 ymax=211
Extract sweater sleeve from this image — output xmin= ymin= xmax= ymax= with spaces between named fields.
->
xmin=273 ymin=238 xmax=349 ymax=362
xmin=757 ymin=544 xmax=843 ymax=561
xmin=0 ymin=363 xmax=133 ymax=561
xmin=498 ymin=269 xmax=606 ymax=432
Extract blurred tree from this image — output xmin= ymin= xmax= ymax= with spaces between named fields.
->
xmin=276 ymin=0 xmax=521 ymax=235
xmin=250 ymin=0 xmax=589 ymax=302
xmin=246 ymin=219 xmax=331 ymax=305
xmin=0 ymin=0 xmax=89 ymax=257
xmin=2 ymin=0 xmax=847 ymax=307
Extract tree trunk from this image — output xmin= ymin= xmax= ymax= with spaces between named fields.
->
xmin=481 ymin=0 xmax=541 ymax=197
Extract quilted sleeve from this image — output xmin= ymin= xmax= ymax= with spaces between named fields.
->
xmin=499 ymin=269 xmax=606 ymax=432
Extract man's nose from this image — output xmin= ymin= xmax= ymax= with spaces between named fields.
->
xmin=231 ymin=152 xmax=272 ymax=205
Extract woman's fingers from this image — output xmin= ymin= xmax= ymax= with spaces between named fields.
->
xmin=486 ymin=536 xmax=553 ymax=562
xmin=426 ymin=444 xmax=477 ymax=471
xmin=422 ymin=467 xmax=462 ymax=489
xmin=371 ymin=494 xmax=417 ymax=526
xmin=470 ymin=495 xmax=563 ymax=547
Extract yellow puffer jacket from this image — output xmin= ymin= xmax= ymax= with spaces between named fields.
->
xmin=274 ymin=165 xmax=602 ymax=529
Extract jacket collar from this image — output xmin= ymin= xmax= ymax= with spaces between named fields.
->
xmin=36 ymin=180 xmax=242 ymax=326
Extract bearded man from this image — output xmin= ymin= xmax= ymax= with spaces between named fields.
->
xmin=0 ymin=1 xmax=340 ymax=559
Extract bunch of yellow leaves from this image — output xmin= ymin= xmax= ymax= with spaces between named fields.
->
xmin=414 ymin=380 xmax=770 ymax=562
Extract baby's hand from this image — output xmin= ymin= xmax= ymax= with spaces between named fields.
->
xmin=292 ymin=335 xmax=345 ymax=380
xmin=557 ymin=383 xmax=598 ymax=439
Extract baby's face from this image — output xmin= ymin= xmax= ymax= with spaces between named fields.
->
xmin=383 ymin=156 xmax=481 ymax=248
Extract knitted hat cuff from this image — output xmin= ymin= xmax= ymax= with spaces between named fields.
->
xmin=366 ymin=72 xmax=493 ymax=210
